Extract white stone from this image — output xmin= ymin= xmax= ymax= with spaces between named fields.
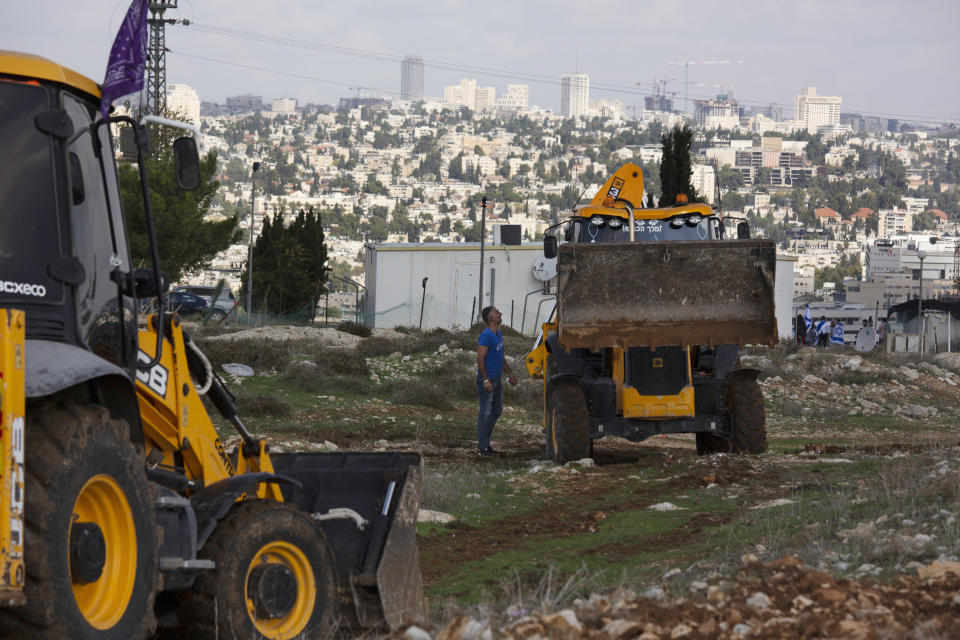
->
xmin=751 ymin=498 xmax=795 ymax=510
xmin=403 ymin=625 xmax=432 ymax=640
xmin=663 ymin=568 xmax=682 ymax=580
xmin=898 ymin=366 xmax=920 ymax=380
xmin=648 ymin=502 xmax=685 ymax=511
xmin=733 ymin=623 xmax=752 ymax=637
xmin=747 ymin=591 xmax=771 ymax=609
xmin=222 ymin=362 xmax=254 ymax=377
xmin=670 ymin=623 xmax=694 ymax=638
xmin=642 ymin=586 xmax=666 ymax=601
xmin=417 ymin=509 xmax=456 ymax=524
xmin=566 ymin=458 xmax=595 ymax=468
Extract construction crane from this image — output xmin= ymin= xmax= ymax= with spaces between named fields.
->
xmin=667 ymin=60 xmax=744 ymax=115
xmin=634 ymin=77 xmax=678 ymax=113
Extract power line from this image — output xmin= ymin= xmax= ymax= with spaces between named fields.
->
xmin=179 ymin=22 xmax=959 ymax=125
xmin=169 ymin=50 xmax=401 ymax=97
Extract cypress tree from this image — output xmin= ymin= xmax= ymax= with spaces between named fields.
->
xmin=659 ymin=124 xmax=698 ymax=206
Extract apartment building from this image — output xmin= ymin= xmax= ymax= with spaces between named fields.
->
xmin=560 ymin=74 xmax=589 ymax=118
xmin=794 ymin=87 xmax=842 ymax=134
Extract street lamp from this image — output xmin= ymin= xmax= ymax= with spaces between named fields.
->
xmin=918 ymin=249 xmax=926 ymax=347
xmin=247 ymin=161 xmax=260 ymax=314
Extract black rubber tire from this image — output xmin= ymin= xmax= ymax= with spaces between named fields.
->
xmin=179 ymin=499 xmax=337 ymax=640
xmin=727 ymin=377 xmax=767 ymax=454
xmin=209 ymin=309 xmax=226 ymax=322
xmin=0 ymin=401 xmax=158 ymax=640
xmin=695 ymin=432 xmax=729 ymax=455
xmin=545 ymin=379 xmax=591 ymax=464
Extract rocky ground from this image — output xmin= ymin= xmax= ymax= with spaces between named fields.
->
xmin=193 ymin=325 xmax=960 ymax=639
xmin=415 ymin=556 xmax=960 ymax=640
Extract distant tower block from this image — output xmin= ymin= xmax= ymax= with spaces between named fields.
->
xmin=401 ymin=55 xmax=424 ymax=101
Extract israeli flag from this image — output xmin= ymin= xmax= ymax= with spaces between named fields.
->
xmin=804 ymin=305 xmax=812 ymax=332
xmin=831 ymin=322 xmax=845 ymax=345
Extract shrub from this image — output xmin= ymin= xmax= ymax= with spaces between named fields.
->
xmin=197 ymin=337 xmax=294 ymax=372
xmin=308 ymin=347 xmax=370 ymax=376
xmin=282 ymin=360 xmax=373 ymax=396
xmin=391 ymin=379 xmax=454 ymax=410
xmin=235 ymin=393 xmax=292 ymax=417
xmin=510 ymin=379 xmax=543 ymax=414
xmin=336 ymin=321 xmax=372 ymax=338
xmin=421 ymin=354 xmax=476 ymax=401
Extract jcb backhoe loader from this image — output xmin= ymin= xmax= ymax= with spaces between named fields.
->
xmin=0 ymin=51 xmax=425 ymax=639
xmin=526 ymin=163 xmax=777 ymax=463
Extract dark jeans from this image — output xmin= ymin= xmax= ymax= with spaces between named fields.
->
xmin=476 ymin=374 xmax=502 ymax=451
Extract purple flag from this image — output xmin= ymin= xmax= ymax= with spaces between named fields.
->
xmin=99 ymin=0 xmax=149 ymax=119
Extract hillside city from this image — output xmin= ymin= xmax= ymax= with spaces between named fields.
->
xmin=162 ymin=57 xmax=960 ymax=332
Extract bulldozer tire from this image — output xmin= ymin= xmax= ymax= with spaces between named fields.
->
xmin=695 ymin=432 xmax=729 ymax=456
xmin=545 ymin=379 xmax=591 ymax=464
xmin=727 ymin=377 xmax=767 ymax=454
xmin=0 ymin=401 xmax=158 ymax=640
xmin=180 ymin=499 xmax=337 ymax=640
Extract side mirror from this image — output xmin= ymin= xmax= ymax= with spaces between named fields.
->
xmin=173 ymin=137 xmax=201 ymax=191
xmin=133 ymin=268 xmax=169 ymax=298
xmin=544 ymin=235 xmax=558 ymax=259
xmin=737 ymin=221 xmax=751 ymax=239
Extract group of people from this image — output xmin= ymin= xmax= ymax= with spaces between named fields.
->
xmin=795 ymin=307 xmax=887 ymax=350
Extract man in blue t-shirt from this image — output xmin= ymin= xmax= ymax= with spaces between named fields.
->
xmin=476 ymin=306 xmax=517 ymax=456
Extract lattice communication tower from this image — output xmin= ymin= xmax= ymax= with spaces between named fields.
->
xmin=144 ymin=0 xmax=179 ymax=115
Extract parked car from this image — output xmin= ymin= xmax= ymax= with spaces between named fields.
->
xmin=160 ymin=291 xmax=209 ymax=316
xmin=174 ymin=285 xmax=237 ymax=319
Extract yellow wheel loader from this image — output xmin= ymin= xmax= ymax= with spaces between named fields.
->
xmin=0 ymin=51 xmax=425 ymax=639
xmin=526 ymin=163 xmax=777 ymax=463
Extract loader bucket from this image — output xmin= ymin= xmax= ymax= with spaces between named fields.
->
xmin=271 ymin=452 xmax=427 ymax=632
xmin=556 ymin=239 xmax=778 ymax=349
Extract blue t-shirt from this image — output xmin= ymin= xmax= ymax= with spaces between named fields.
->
xmin=478 ymin=327 xmax=504 ymax=379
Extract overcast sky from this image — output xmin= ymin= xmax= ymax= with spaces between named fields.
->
xmin=6 ymin=0 xmax=958 ymax=124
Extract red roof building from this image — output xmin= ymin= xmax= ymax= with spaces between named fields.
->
xmin=928 ymin=209 xmax=948 ymax=221
xmin=851 ymin=207 xmax=875 ymax=219
xmin=814 ymin=207 xmax=840 ymax=219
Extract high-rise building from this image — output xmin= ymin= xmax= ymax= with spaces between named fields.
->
xmin=496 ymin=85 xmax=529 ymax=110
xmin=561 ymin=73 xmax=589 ymax=118
xmin=401 ymin=55 xmax=424 ymax=101
xmin=442 ymin=78 xmax=496 ymax=110
xmin=166 ymin=84 xmax=200 ymax=126
xmin=794 ymin=87 xmax=842 ymax=134
xmin=694 ymin=96 xmax=740 ymax=130
xmin=226 ymin=94 xmax=262 ymax=114
xmin=474 ymin=86 xmax=496 ymax=110
xmin=271 ymin=97 xmax=297 ymax=114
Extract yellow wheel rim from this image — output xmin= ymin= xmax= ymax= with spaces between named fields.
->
xmin=245 ymin=541 xmax=316 ymax=639
xmin=71 ymin=474 xmax=137 ymax=630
